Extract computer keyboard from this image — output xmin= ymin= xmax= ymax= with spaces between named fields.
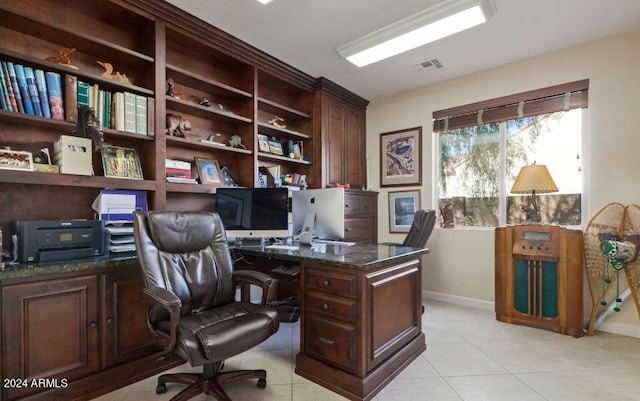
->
xmin=312 ymin=239 xmax=356 ymax=246
xmin=265 ymin=244 xmax=300 ymax=251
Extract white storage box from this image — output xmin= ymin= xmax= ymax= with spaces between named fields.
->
xmin=53 ymin=135 xmax=93 ymax=176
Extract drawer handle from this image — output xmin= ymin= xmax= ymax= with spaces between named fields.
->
xmin=320 ymin=337 xmax=335 ymax=346
xmin=323 ymin=280 xmax=330 ymax=286
xmin=322 ymin=303 xmax=329 ymax=311
xmin=90 ymin=322 xmax=98 ymax=329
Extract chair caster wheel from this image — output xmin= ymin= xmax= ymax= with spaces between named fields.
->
xmin=156 ymin=383 xmax=167 ymax=394
xmin=257 ymin=378 xmax=267 ymax=389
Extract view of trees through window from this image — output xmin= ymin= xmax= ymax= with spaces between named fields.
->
xmin=438 ymin=108 xmax=583 ymax=228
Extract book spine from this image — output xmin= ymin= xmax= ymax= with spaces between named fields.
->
xmin=6 ymin=62 xmax=24 ymax=113
xmin=97 ymin=89 xmax=104 ymax=128
xmin=114 ymin=92 xmax=125 ymax=131
xmin=135 ymin=94 xmax=147 ymax=135
xmin=123 ymin=91 xmax=136 ymax=133
xmin=64 ymin=74 xmax=78 ymax=122
xmin=165 ymin=159 xmax=192 ymax=169
xmin=44 ymin=72 xmax=64 ymax=120
xmin=77 ymin=80 xmax=90 ymax=107
xmin=146 ymin=97 xmax=155 ymax=136
xmin=13 ymin=64 xmax=35 ymax=115
xmin=24 ymin=67 xmax=43 ymax=116
xmin=34 ymin=69 xmax=51 ymax=118
xmin=0 ymin=60 xmax=11 ymax=111
xmin=92 ymin=83 xmax=99 ymax=113
xmin=2 ymin=62 xmax=18 ymax=112
xmin=104 ymin=91 xmax=111 ymax=129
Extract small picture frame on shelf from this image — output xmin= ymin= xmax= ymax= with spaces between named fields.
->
xmin=195 ymin=158 xmax=222 ymax=185
xmin=220 ymin=166 xmax=238 ymax=187
xmin=0 ymin=149 xmax=34 ymax=172
xmin=293 ymin=141 xmax=303 ymax=160
xmin=101 ymin=145 xmax=143 ymax=179
xmin=268 ymin=138 xmax=284 ymax=156
xmin=257 ymin=134 xmax=271 ymax=153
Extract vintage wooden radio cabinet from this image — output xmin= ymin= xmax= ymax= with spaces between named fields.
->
xmin=495 ymin=225 xmax=584 ymax=337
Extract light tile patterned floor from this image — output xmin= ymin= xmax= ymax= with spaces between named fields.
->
xmin=93 ymin=300 xmax=640 ymax=401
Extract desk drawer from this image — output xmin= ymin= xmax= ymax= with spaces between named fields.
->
xmin=344 ymin=218 xmax=374 ymax=241
xmin=305 ymin=314 xmax=356 ymax=373
xmin=344 ymin=193 xmax=375 ymax=217
xmin=306 ymin=267 xmax=356 ymax=298
xmin=306 ymin=290 xmax=356 ymax=323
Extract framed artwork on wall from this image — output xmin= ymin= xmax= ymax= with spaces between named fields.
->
xmin=380 ymin=126 xmax=422 ymax=187
xmin=388 ymin=189 xmax=421 ymax=233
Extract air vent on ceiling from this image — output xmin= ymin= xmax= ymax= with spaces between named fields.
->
xmin=416 ymin=59 xmax=443 ymax=72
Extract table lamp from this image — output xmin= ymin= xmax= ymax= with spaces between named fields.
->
xmin=510 ymin=164 xmax=558 ymax=223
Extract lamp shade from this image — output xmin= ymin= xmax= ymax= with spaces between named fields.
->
xmin=510 ymin=164 xmax=558 ymax=194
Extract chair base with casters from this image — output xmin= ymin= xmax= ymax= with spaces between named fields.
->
xmin=156 ymin=361 xmax=266 ymax=401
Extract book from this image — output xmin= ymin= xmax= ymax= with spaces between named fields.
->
xmin=13 ymin=64 xmax=34 ymax=115
xmin=166 ymin=176 xmax=197 ymax=184
xmin=135 ymin=94 xmax=147 ymax=135
xmin=24 ymin=67 xmax=43 ymax=116
xmin=5 ymin=62 xmax=24 ymax=113
xmin=0 ymin=60 xmax=11 ymax=111
xmin=44 ymin=72 xmax=64 ymax=120
xmin=64 ymin=74 xmax=77 ymax=122
xmin=113 ymin=92 xmax=125 ymax=131
xmin=104 ymin=90 xmax=111 ymax=129
xmin=34 ymin=69 xmax=51 ymax=118
xmin=2 ymin=62 xmax=18 ymax=112
xmin=123 ymin=91 xmax=136 ymax=133
xmin=77 ymin=80 xmax=90 ymax=107
xmin=147 ymin=97 xmax=155 ymax=136
xmin=97 ymin=89 xmax=104 ymax=127
xmin=91 ymin=83 xmax=99 ymax=113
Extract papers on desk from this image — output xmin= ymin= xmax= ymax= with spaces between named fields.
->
xmin=106 ymin=225 xmax=136 ymax=253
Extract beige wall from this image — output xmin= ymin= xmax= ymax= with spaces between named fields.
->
xmin=367 ymin=28 xmax=640 ymax=337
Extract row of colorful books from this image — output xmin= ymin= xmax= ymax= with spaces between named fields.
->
xmin=0 ymin=59 xmax=154 ymax=136
xmin=0 ymin=59 xmax=64 ymax=119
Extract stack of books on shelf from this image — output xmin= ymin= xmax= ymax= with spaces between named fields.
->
xmin=0 ymin=59 xmax=65 ymax=120
xmin=165 ymin=158 xmax=196 ymax=183
xmin=105 ymin=224 xmax=136 ymax=253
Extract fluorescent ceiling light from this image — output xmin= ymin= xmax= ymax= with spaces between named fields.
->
xmin=256 ymin=0 xmax=274 ymax=4
xmin=337 ymin=0 xmax=496 ymax=67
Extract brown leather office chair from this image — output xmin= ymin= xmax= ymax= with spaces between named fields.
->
xmin=133 ymin=211 xmax=280 ymax=401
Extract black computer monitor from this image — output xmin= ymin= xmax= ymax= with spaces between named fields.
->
xmin=215 ymin=187 xmax=289 ymax=240
xmin=291 ymin=187 xmax=345 ymax=243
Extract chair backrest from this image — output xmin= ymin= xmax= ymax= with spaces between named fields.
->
xmin=133 ymin=211 xmax=236 ymax=315
xmin=402 ymin=209 xmax=436 ymax=248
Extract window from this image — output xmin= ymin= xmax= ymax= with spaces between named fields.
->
xmin=434 ymin=80 xmax=588 ymax=228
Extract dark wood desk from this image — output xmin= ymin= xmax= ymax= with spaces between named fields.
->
xmin=233 ymin=243 xmax=428 ymax=401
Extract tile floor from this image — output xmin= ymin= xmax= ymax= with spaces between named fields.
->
xmin=94 ymin=300 xmax=640 ymax=401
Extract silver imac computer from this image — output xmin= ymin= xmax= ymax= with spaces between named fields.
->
xmin=216 ymin=187 xmax=289 ymax=242
xmin=292 ymin=187 xmax=345 ymax=245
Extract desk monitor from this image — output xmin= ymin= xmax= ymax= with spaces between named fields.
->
xmin=292 ymin=187 xmax=345 ymax=244
xmin=215 ymin=187 xmax=289 ymax=240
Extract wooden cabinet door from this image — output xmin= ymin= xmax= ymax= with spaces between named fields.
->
xmin=101 ymin=268 xmax=155 ymax=368
xmin=2 ymin=275 xmax=99 ymax=400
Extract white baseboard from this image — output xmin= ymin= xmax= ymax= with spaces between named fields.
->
xmin=423 ymin=290 xmax=640 ymax=339
xmin=423 ymin=290 xmax=494 ymax=311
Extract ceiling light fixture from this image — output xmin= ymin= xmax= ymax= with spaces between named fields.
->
xmin=337 ymin=0 xmax=496 ymax=67
xmin=256 ymin=0 xmax=274 ymax=4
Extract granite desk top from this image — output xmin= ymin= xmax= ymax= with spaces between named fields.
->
xmin=233 ymin=243 xmax=429 ymax=270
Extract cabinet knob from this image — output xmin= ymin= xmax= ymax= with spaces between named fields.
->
xmin=323 ymin=280 xmax=329 ymax=286
xmin=320 ymin=337 xmax=335 ymax=346
xmin=90 ymin=322 xmax=98 ymax=329
xmin=322 ymin=303 xmax=329 ymax=311
xmin=107 ymin=318 xmax=114 ymax=325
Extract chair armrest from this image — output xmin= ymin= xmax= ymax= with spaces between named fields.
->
xmin=143 ymin=286 xmax=181 ymax=351
xmin=379 ymin=242 xmax=403 ymax=246
xmin=233 ymin=270 xmax=278 ymax=306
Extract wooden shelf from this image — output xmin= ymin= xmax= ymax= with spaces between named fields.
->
xmin=258 ymin=97 xmax=311 ymax=119
xmin=102 ymin=128 xmax=155 ymax=142
xmin=166 ymin=64 xmax=252 ymax=101
xmin=0 ymin=170 xmax=156 ymax=190
xmin=166 ymin=182 xmax=221 ymax=194
xmin=166 ymin=135 xmax=252 ymax=154
xmin=167 ymin=96 xmax=252 ymax=124
xmin=257 ymin=122 xmax=310 ymax=140
xmin=258 ymin=152 xmax=310 ymax=165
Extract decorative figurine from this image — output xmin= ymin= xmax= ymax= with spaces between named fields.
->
xmin=268 ymin=116 xmax=286 ymax=128
xmin=73 ymin=105 xmax=105 ymax=150
xmin=46 ymin=47 xmax=79 ymax=70
xmin=97 ymin=61 xmax=130 ymax=84
xmin=200 ymin=133 xmax=226 ymax=146
xmin=229 ymin=135 xmax=246 ymax=149
xmin=165 ymin=113 xmax=192 ymax=137
xmin=166 ymin=78 xmax=176 ymax=97
xmin=199 ymin=97 xmax=211 ymax=107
